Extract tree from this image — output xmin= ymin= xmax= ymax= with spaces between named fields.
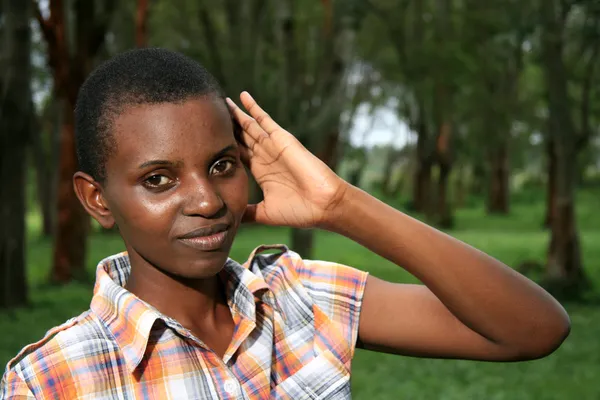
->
xmin=459 ymin=0 xmax=536 ymax=215
xmin=29 ymin=27 xmax=59 ymax=238
xmin=136 ymin=0 xmax=149 ymax=48
xmin=539 ymin=0 xmax=595 ymax=292
xmin=0 ymin=0 xmax=31 ymax=307
xmin=31 ymin=94 xmax=61 ymax=237
xmin=360 ymin=0 xmax=463 ymax=227
xmin=543 ymin=1 xmax=600 ymax=228
xmin=34 ymin=0 xmax=116 ymax=282
xmin=429 ymin=0 xmax=458 ymax=228
xmin=363 ymin=0 xmax=435 ymax=215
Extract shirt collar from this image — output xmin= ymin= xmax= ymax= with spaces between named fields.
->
xmin=222 ymin=255 xmax=280 ymax=316
xmin=240 ymin=244 xmax=289 ymax=314
xmin=90 ymin=250 xmax=277 ymax=372
xmin=90 ymin=252 xmax=162 ymax=373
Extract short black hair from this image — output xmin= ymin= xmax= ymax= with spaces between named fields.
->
xmin=75 ymin=48 xmax=228 ymax=182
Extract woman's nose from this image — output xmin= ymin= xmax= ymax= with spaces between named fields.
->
xmin=181 ymin=178 xmax=225 ymax=218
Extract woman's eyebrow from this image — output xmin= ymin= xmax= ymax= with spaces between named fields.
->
xmin=213 ymin=144 xmax=237 ymax=159
xmin=138 ymin=145 xmax=236 ymax=170
xmin=138 ymin=160 xmax=184 ymax=169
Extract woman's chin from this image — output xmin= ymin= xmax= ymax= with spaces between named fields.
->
xmin=172 ymin=253 xmax=230 ymax=280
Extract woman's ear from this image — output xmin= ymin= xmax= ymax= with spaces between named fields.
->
xmin=73 ymin=172 xmax=115 ymax=229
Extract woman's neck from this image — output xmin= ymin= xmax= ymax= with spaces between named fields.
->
xmin=124 ymin=249 xmax=231 ymax=339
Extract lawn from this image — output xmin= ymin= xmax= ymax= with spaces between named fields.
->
xmin=1 ymin=189 xmax=599 ymax=399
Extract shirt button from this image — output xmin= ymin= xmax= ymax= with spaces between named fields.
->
xmin=224 ymin=379 xmax=237 ymax=395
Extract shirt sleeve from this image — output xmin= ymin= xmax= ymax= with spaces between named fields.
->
xmin=292 ymin=255 xmax=369 ymax=359
xmin=1 ymin=368 xmax=36 ymax=399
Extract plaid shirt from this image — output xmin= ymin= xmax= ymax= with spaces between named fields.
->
xmin=2 ymin=245 xmax=368 ymax=399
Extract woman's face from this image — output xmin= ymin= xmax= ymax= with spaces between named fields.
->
xmin=98 ymin=96 xmax=248 ymax=278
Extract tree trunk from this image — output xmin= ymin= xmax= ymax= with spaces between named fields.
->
xmin=0 ymin=0 xmax=31 ymax=308
xmin=381 ymin=148 xmax=396 ymax=196
xmin=437 ymin=161 xmax=453 ymax=228
xmin=435 ymin=120 xmax=453 ymax=228
xmin=348 ymin=164 xmax=365 ymax=187
xmin=547 ymin=176 xmax=580 ymax=283
xmin=135 ymin=0 xmax=149 ymax=47
xmin=31 ymin=99 xmax=61 ymax=236
xmin=540 ymin=0 xmax=586 ymax=293
xmin=471 ymin=160 xmax=486 ymax=196
xmin=50 ymin=103 xmax=89 ymax=282
xmin=544 ymin=139 xmax=557 ymax=228
xmin=32 ymin=135 xmax=56 ymax=236
xmin=316 ymin=128 xmax=341 ymax=171
xmin=412 ymin=106 xmax=432 ymax=213
xmin=487 ymin=142 xmax=510 ymax=214
xmin=393 ymin=169 xmax=406 ymax=198
xmin=291 ymin=229 xmax=314 ymax=258
xmin=454 ymin=165 xmax=467 ymax=208
xmin=546 ymin=152 xmax=584 ymax=292
xmin=431 ymin=0 xmax=453 ymax=226
xmin=413 ymin=160 xmax=432 ymax=213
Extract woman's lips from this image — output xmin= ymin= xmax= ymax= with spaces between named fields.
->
xmin=177 ymin=229 xmax=229 ymax=251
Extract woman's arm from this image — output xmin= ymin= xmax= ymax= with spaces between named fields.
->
xmin=325 ymin=185 xmax=570 ymax=361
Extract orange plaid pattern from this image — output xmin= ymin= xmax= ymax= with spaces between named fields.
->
xmin=1 ymin=245 xmax=368 ymax=399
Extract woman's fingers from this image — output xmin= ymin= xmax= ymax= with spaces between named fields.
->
xmin=242 ymin=202 xmax=269 ymax=225
xmin=226 ymin=97 xmax=269 ymax=143
xmin=239 ymin=92 xmax=285 ymax=135
xmin=232 ymin=118 xmax=257 ymax=152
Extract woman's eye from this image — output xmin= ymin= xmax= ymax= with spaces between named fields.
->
xmin=144 ymin=174 xmax=172 ymax=187
xmin=211 ymin=160 xmax=235 ymax=176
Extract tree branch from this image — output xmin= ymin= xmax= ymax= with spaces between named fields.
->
xmin=32 ymin=0 xmax=54 ymax=49
xmin=71 ymin=0 xmax=115 ymax=93
xmin=35 ymin=0 xmax=70 ymax=99
xmin=89 ymin=0 xmax=117 ymax=57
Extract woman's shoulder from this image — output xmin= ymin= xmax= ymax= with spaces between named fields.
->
xmin=2 ymin=309 xmax=115 ymax=381
xmin=244 ymin=243 xmax=368 ymax=289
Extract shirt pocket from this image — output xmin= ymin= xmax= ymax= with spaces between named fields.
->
xmin=271 ymin=349 xmax=351 ymax=400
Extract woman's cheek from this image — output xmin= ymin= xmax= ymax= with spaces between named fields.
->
xmin=227 ymin=171 xmax=249 ymax=220
xmin=125 ymin=192 xmax=179 ymax=230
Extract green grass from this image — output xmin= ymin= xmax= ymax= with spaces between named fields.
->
xmin=2 ymin=189 xmax=600 ymax=399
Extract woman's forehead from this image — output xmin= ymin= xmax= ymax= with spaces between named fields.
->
xmin=114 ymin=99 xmax=233 ymax=150
xmin=105 ymin=99 xmax=236 ymax=171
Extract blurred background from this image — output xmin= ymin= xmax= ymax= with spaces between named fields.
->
xmin=1 ymin=0 xmax=600 ymax=398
